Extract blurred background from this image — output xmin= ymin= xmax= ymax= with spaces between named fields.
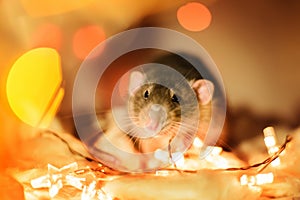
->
xmin=0 ymin=0 xmax=300 ymax=168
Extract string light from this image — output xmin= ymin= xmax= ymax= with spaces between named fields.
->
xmin=154 ymin=149 xmax=185 ymax=167
xmin=155 ymin=170 xmax=170 ymax=177
xmin=31 ymin=162 xmax=114 ymax=199
xmin=193 ymin=137 xmax=203 ymax=148
xmin=27 ymin=128 xmax=292 ymax=199
xmin=31 ymin=162 xmax=78 ymax=198
xmin=65 ymin=170 xmax=96 ymax=190
xmin=263 ymin=127 xmax=281 ymax=167
xmin=203 ymin=146 xmax=229 ymax=169
xmin=240 ymin=172 xmax=274 ymax=186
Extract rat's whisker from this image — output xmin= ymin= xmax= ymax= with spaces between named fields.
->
xmin=172 ymin=121 xmax=199 ymax=131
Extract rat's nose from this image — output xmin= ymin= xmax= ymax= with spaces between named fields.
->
xmin=148 ymin=104 xmax=167 ymax=126
xmin=142 ymin=104 xmax=167 ymax=137
xmin=151 ymin=104 xmax=162 ymax=112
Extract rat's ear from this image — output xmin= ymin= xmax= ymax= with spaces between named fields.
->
xmin=192 ymin=79 xmax=214 ymax=105
xmin=128 ymin=71 xmax=145 ymax=95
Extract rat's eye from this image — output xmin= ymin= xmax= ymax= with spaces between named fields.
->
xmin=144 ymin=90 xmax=149 ymax=99
xmin=171 ymin=94 xmax=179 ymax=103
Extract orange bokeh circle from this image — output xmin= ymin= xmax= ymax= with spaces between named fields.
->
xmin=73 ymin=25 xmax=106 ymax=60
xmin=177 ymin=2 xmax=212 ymax=32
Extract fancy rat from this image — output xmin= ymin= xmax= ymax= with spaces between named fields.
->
xmin=124 ymin=53 xmax=215 ymax=153
xmin=92 ymin=52 xmax=227 ymax=171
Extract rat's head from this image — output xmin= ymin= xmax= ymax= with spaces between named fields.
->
xmin=128 ymin=71 xmax=180 ymax=137
xmin=127 ymin=70 xmax=214 ymax=138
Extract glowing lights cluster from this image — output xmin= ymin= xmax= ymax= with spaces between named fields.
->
xmin=240 ymin=173 xmax=274 ymax=186
xmin=192 ymin=137 xmax=229 ymax=169
xmin=28 ymin=126 xmax=292 ymax=198
xmin=263 ymin=126 xmax=281 ymax=167
xmin=239 ymin=126 xmax=283 ymax=188
xmin=31 ymin=162 xmax=112 ymax=199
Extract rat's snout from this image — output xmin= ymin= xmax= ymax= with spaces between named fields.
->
xmin=144 ymin=104 xmax=167 ymax=134
xmin=151 ymin=104 xmax=162 ymax=112
xmin=149 ymin=104 xmax=166 ymax=121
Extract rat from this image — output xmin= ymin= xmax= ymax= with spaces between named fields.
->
xmin=123 ymin=53 xmax=215 ymax=153
xmin=92 ymin=52 xmax=226 ymax=171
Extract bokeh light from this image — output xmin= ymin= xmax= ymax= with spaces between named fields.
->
xmin=177 ymin=2 xmax=212 ymax=32
xmin=6 ymin=48 xmax=64 ymax=128
xmin=20 ymin=0 xmax=95 ymax=17
xmin=31 ymin=23 xmax=62 ymax=50
xmin=72 ymin=25 xmax=106 ymax=60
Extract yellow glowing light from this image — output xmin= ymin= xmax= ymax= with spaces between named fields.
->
xmin=240 ymin=172 xmax=274 ymax=186
xmin=154 ymin=149 xmax=183 ymax=163
xmin=73 ymin=25 xmax=106 ymax=60
xmin=263 ymin=127 xmax=277 ymax=140
xmin=204 ymin=146 xmax=222 ymax=162
xmin=264 ymin=136 xmax=276 ymax=148
xmin=177 ymin=2 xmax=212 ymax=32
xmin=6 ymin=48 xmax=64 ymax=128
xmin=203 ymin=146 xmax=228 ymax=168
xmin=155 ymin=170 xmax=170 ymax=177
xmin=210 ymin=146 xmax=222 ymax=156
xmin=240 ymin=174 xmax=251 ymax=186
xmin=255 ymin=173 xmax=274 ymax=185
xmin=271 ymin=158 xmax=281 ymax=167
xmin=20 ymin=0 xmax=95 ymax=17
xmin=175 ymin=155 xmax=185 ymax=168
xmin=263 ymin=127 xmax=281 ymax=167
xmin=214 ymin=157 xmax=229 ymax=169
xmin=193 ymin=137 xmax=203 ymax=148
